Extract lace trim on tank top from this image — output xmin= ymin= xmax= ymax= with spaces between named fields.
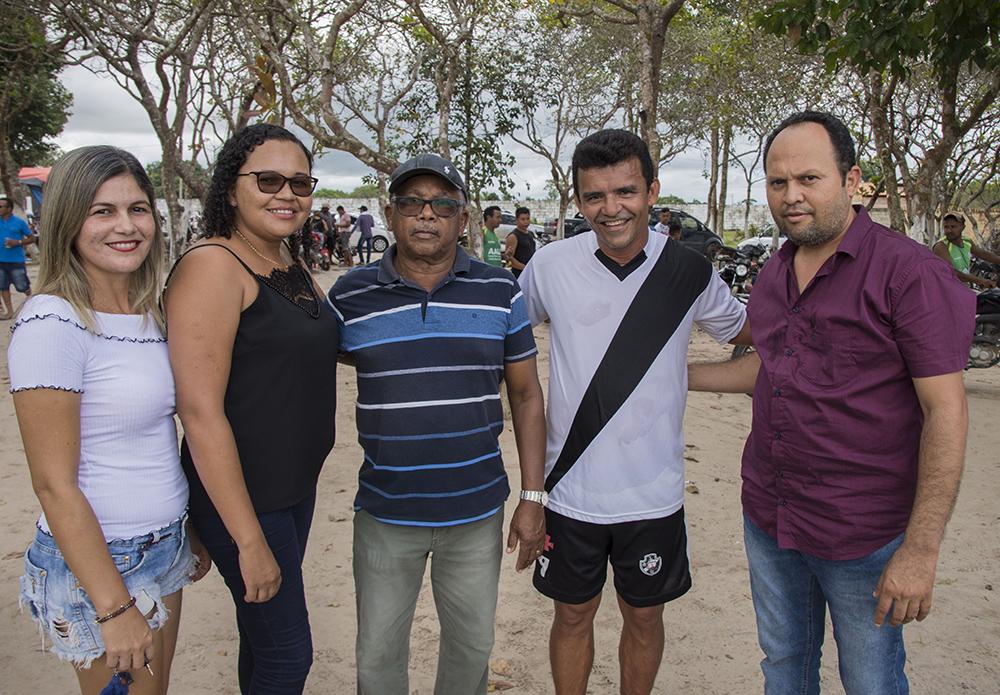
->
xmin=256 ymin=264 xmax=321 ymax=318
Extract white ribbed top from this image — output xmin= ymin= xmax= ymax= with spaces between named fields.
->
xmin=8 ymin=294 xmax=188 ymax=539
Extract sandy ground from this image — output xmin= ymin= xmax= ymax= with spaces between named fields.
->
xmin=1 ymin=261 xmax=998 ymax=694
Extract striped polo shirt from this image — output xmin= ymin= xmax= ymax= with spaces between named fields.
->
xmin=329 ymin=246 xmax=537 ymax=527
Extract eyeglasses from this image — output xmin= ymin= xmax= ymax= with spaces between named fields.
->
xmin=236 ymin=171 xmax=318 ymax=197
xmin=391 ymin=195 xmax=463 ymax=218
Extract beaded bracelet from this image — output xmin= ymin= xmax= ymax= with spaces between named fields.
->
xmin=95 ymin=596 xmax=136 ymax=624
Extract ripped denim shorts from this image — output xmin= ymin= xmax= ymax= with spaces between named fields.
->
xmin=19 ymin=514 xmax=195 ymax=668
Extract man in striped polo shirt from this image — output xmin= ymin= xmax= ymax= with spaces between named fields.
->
xmin=328 ymin=154 xmax=547 ymax=695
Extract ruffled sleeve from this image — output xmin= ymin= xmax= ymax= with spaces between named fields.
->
xmin=8 ymin=296 xmax=90 ymax=394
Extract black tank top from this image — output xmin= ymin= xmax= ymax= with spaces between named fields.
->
xmin=511 ymin=229 xmax=536 ymax=278
xmin=171 ymin=244 xmax=339 ymax=516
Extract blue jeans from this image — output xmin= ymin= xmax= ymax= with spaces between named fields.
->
xmin=0 ymin=261 xmax=29 ymax=292
xmin=356 ymin=236 xmax=372 ymax=264
xmin=193 ymin=493 xmax=316 ymax=695
xmin=744 ymin=515 xmax=908 ymax=695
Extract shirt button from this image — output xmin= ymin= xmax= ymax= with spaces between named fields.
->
xmin=773 ymin=388 xmax=782 ymax=397
xmin=774 ymin=432 xmax=782 ymax=440
xmin=778 ymin=499 xmax=787 ymax=506
xmin=776 ymin=469 xmax=784 ymax=478
xmin=791 ymin=307 xmax=801 ymax=314
xmin=784 ymin=348 xmax=793 ymax=356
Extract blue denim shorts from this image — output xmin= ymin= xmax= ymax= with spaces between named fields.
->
xmin=0 ymin=261 xmax=30 ymax=292
xmin=19 ymin=514 xmax=195 ymax=668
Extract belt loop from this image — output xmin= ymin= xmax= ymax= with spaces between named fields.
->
xmin=150 ymin=528 xmax=162 ymax=544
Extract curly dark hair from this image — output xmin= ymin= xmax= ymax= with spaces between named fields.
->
xmin=202 ymin=124 xmax=313 ymax=238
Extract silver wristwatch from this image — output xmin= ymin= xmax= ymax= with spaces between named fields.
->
xmin=520 ymin=490 xmax=548 ymax=507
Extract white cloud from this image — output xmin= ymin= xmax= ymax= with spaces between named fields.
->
xmin=54 ymin=66 xmax=768 ymax=205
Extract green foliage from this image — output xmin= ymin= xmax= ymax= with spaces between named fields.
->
xmin=146 ymin=160 xmax=209 ymax=198
xmin=756 ymin=0 xmax=1000 ymax=79
xmin=314 ymin=188 xmax=351 ymax=198
xmin=658 ymin=194 xmax=689 ymax=205
xmin=0 ymin=9 xmax=72 ymax=169
xmin=350 ymin=183 xmax=380 ymax=198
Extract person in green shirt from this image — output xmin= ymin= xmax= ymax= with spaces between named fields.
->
xmin=932 ymin=211 xmax=1000 ymax=288
xmin=482 ymin=205 xmax=504 ymax=267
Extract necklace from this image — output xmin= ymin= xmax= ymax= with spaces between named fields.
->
xmin=234 ymin=228 xmax=285 ymax=267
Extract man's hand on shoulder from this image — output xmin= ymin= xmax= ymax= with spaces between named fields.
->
xmin=873 ymin=542 xmax=938 ymax=627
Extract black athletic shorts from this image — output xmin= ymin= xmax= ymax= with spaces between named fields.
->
xmin=532 ymin=506 xmax=691 ymax=608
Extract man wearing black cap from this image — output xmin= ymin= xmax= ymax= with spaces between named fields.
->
xmin=932 ymin=211 xmax=1000 ymax=288
xmin=328 ymin=153 xmax=547 ymax=694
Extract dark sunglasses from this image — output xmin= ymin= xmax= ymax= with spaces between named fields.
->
xmin=391 ymin=195 xmax=463 ymax=218
xmin=236 ymin=171 xmax=318 ymax=197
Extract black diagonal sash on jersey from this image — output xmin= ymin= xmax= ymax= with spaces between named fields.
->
xmin=544 ymin=243 xmax=713 ymax=493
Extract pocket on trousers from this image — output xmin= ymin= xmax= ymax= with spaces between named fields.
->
xmin=111 ymin=548 xmax=148 ymax=577
xmin=20 ymin=547 xmax=48 ymax=621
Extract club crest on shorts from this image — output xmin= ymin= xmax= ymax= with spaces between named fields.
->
xmin=639 ymin=552 xmax=662 ymax=576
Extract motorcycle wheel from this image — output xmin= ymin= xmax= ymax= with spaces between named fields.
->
xmin=320 ymin=257 xmax=331 ymax=271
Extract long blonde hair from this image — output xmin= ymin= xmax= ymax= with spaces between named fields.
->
xmin=35 ymin=146 xmax=166 ymax=331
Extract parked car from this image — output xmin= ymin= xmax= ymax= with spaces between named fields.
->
xmin=736 ymin=227 xmax=787 ymax=256
xmin=497 ymin=210 xmax=546 ymax=238
xmin=647 ymin=207 xmax=724 ymax=260
xmin=544 ymin=212 xmax=591 ymax=238
xmin=346 ymin=213 xmax=393 ymax=253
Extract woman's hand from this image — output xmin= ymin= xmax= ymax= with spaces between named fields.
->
xmin=101 ymin=605 xmax=154 ymax=672
xmin=187 ymin=524 xmax=213 ymax=582
xmin=238 ymin=540 xmax=282 ymax=603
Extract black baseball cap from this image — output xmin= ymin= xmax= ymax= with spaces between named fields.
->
xmin=388 ymin=153 xmax=466 ymax=196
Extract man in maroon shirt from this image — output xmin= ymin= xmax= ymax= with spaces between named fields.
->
xmin=690 ymin=111 xmax=974 ymax=693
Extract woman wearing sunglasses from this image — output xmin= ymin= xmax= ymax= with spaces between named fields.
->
xmin=163 ymin=124 xmax=338 ymax=694
xmin=10 ymin=146 xmax=210 ymax=693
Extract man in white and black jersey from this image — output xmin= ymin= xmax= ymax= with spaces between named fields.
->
xmin=518 ymin=129 xmax=751 ymax=695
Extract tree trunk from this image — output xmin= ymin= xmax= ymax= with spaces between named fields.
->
xmin=636 ymin=1 xmax=666 ymax=166
xmin=867 ymin=72 xmax=907 ymax=232
xmin=717 ymin=126 xmax=731 ymax=234
xmin=743 ymin=178 xmax=753 ymax=237
xmin=706 ymin=123 xmax=719 ymax=229
xmin=0 ymin=130 xmax=23 ymax=207
xmin=159 ymin=148 xmax=185 ymax=264
xmin=557 ymin=190 xmax=571 ymax=240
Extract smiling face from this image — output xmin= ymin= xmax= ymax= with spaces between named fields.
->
xmin=74 ymin=174 xmax=156 ymax=285
xmin=765 ymin=122 xmax=860 ymax=248
xmin=385 ymin=174 xmax=467 ymax=265
xmin=229 ymin=139 xmax=312 ymax=242
xmin=575 ymin=156 xmax=659 ymax=262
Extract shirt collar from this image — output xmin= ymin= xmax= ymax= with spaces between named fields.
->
xmin=377 ymin=244 xmax=471 ymax=285
xmin=775 ymin=204 xmax=873 ymax=264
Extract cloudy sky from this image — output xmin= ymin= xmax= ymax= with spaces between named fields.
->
xmin=56 ymin=64 xmax=766 ymax=206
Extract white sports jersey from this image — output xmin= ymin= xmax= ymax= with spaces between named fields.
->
xmin=520 ymin=231 xmax=745 ymax=524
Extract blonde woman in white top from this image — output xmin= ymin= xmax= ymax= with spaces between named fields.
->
xmin=9 ymin=146 xmax=210 ymax=694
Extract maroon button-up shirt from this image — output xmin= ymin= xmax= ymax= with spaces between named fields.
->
xmin=742 ymin=207 xmax=975 ymax=560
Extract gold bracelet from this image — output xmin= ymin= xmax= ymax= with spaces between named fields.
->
xmin=95 ymin=596 xmax=136 ymax=624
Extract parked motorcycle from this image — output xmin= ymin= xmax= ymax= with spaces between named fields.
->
xmin=719 ymin=245 xmax=764 ymax=303
xmin=971 ymin=257 xmax=1000 ymax=286
xmin=309 ymin=230 xmax=331 ymax=271
xmin=969 ymin=288 xmax=1000 ymax=369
